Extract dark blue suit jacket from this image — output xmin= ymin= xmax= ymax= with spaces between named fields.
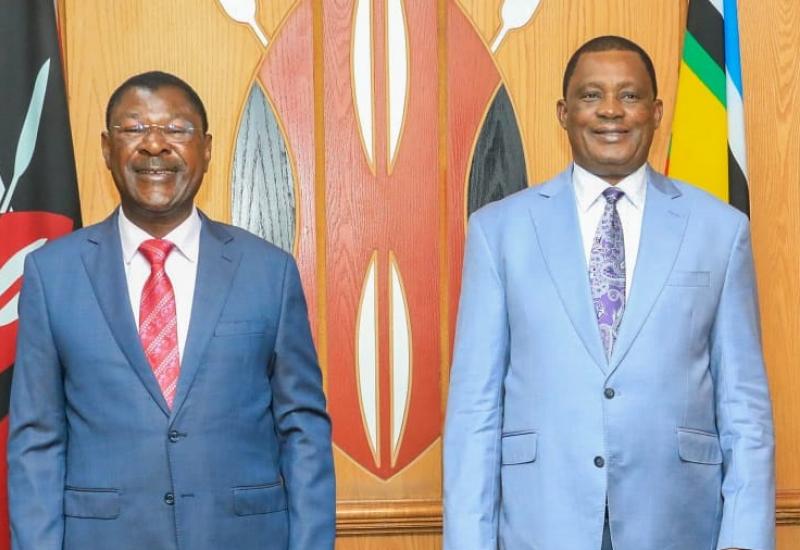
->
xmin=8 ymin=211 xmax=335 ymax=549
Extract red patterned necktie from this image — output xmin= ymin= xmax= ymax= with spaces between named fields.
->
xmin=138 ymin=239 xmax=180 ymax=408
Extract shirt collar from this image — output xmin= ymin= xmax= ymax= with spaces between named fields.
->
xmin=572 ymin=162 xmax=648 ymax=212
xmin=118 ymin=206 xmax=201 ymax=265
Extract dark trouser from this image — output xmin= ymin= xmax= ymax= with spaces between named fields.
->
xmin=602 ymin=507 xmax=613 ymax=550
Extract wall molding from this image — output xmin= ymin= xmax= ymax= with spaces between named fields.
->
xmin=336 ymin=499 xmax=442 ymax=536
xmin=778 ymin=490 xmax=800 ymax=525
xmin=335 ymin=492 xmax=800 ymax=535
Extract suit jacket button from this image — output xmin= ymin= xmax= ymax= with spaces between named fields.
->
xmin=594 ymin=456 xmax=605 ymax=468
xmin=164 ymin=492 xmax=175 ymax=505
xmin=604 ymin=388 xmax=615 ymax=399
xmin=169 ymin=430 xmax=180 ymax=443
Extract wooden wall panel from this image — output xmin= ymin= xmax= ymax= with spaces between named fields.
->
xmin=778 ymin=525 xmax=800 ymax=548
xmin=739 ymin=0 xmax=800 ymax=546
xmin=61 ymin=0 xmax=800 ymax=547
xmin=337 ymin=533 xmax=439 ymax=550
xmin=62 ymin=0 xmax=293 ymax=225
xmin=459 ymin=0 xmax=684 ymax=182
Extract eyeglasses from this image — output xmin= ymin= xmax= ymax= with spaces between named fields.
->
xmin=109 ymin=122 xmax=197 ymax=143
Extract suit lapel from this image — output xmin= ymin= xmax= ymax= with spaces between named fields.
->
xmin=169 ymin=215 xmax=240 ymax=420
xmin=81 ymin=211 xmax=170 ymax=416
xmin=530 ymin=167 xmax=608 ymax=373
xmin=609 ymin=168 xmax=689 ymax=372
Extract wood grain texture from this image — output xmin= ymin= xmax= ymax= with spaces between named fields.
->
xmin=333 ymin=440 xmax=441 ymax=502
xmin=336 ymin=533 xmax=440 ymax=550
xmin=740 ymin=0 xmax=800 ymax=482
xmin=454 ymin=0 xmax=500 ymax=43
xmin=739 ymin=0 xmax=800 ymax=544
xmin=778 ymin=525 xmax=800 ymax=548
xmin=231 ymin=83 xmax=296 ymax=252
xmin=322 ymin=0 xmax=443 ymax=480
xmin=337 ymin=499 xmax=441 ymax=536
xmin=63 ymin=0 xmax=295 ymax=225
xmin=255 ymin=0 xmax=320 ymax=365
xmin=437 ymin=0 xmax=451 ymax=412
xmin=460 ymin=0 xmax=683 ymax=183
xmin=467 ymin=84 xmax=528 ymax=214
xmin=258 ymin=0 xmax=299 ymax=36
xmin=778 ymin=491 xmax=800 ymax=525
xmin=445 ymin=0 xmax=503 ymax=392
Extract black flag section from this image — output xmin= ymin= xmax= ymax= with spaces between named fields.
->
xmin=0 ymin=1 xmax=81 ymax=220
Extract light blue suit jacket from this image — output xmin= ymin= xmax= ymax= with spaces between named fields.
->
xmin=444 ymin=166 xmax=774 ymax=550
xmin=8 ymin=211 xmax=335 ymax=550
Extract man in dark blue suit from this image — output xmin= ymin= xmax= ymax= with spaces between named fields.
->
xmin=8 ymin=71 xmax=335 ymax=550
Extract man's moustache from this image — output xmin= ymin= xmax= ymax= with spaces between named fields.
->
xmin=133 ymin=160 xmax=181 ymax=172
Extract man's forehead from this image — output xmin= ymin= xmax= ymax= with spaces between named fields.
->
xmin=568 ymin=50 xmax=653 ymax=91
xmin=573 ymin=50 xmax=648 ymax=74
xmin=573 ymin=77 xmax=646 ymax=89
xmin=111 ymin=85 xmax=198 ymax=118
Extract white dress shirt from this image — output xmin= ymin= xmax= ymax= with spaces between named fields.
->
xmin=118 ymin=206 xmax=201 ymax=364
xmin=573 ymin=162 xmax=647 ymax=297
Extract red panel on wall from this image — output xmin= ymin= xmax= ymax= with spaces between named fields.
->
xmin=259 ymin=0 xmax=503 ymax=480
xmin=321 ymin=0 xmax=443 ymax=479
xmin=258 ymin=1 xmax=318 ymax=333
xmin=447 ymin=3 xmax=503 ymax=350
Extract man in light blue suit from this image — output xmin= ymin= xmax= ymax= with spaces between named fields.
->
xmin=444 ymin=36 xmax=774 ymax=550
xmin=8 ymin=72 xmax=335 ymax=549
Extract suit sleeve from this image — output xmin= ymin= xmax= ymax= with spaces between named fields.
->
xmin=270 ymin=255 xmax=335 ymax=550
xmin=711 ymin=217 xmax=775 ymax=550
xmin=7 ymin=253 xmax=66 ymax=550
xmin=443 ymin=214 xmax=508 ymax=550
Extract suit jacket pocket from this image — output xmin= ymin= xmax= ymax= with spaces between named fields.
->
xmin=677 ymin=428 xmax=723 ymax=464
xmin=501 ymin=431 xmax=538 ymax=465
xmin=214 ymin=319 xmax=272 ymax=337
xmin=666 ymin=270 xmax=710 ymax=287
xmin=233 ymin=480 xmax=288 ymax=516
xmin=63 ymin=487 xmax=120 ymax=519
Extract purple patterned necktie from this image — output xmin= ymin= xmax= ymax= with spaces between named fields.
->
xmin=589 ymin=187 xmax=626 ymax=360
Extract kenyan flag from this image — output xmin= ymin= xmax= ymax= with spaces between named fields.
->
xmin=0 ymin=1 xmax=81 ymax=544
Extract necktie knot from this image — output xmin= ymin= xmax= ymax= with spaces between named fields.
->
xmin=602 ymin=187 xmax=625 ymax=205
xmin=139 ymin=239 xmax=175 ymax=267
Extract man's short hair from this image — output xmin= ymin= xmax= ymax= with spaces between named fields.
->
xmin=562 ymin=35 xmax=658 ymax=99
xmin=105 ymin=71 xmax=209 ymax=133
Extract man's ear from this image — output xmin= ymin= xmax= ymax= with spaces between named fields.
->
xmin=653 ymin=98 xmax=664 ymax=129
xmin=202 ymin=134 xmax=212 ymax=172
xmin=556 ymin=99 xmax=568 ymax=129
xmin=101 ymin=131 xmax=112 ymax=169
